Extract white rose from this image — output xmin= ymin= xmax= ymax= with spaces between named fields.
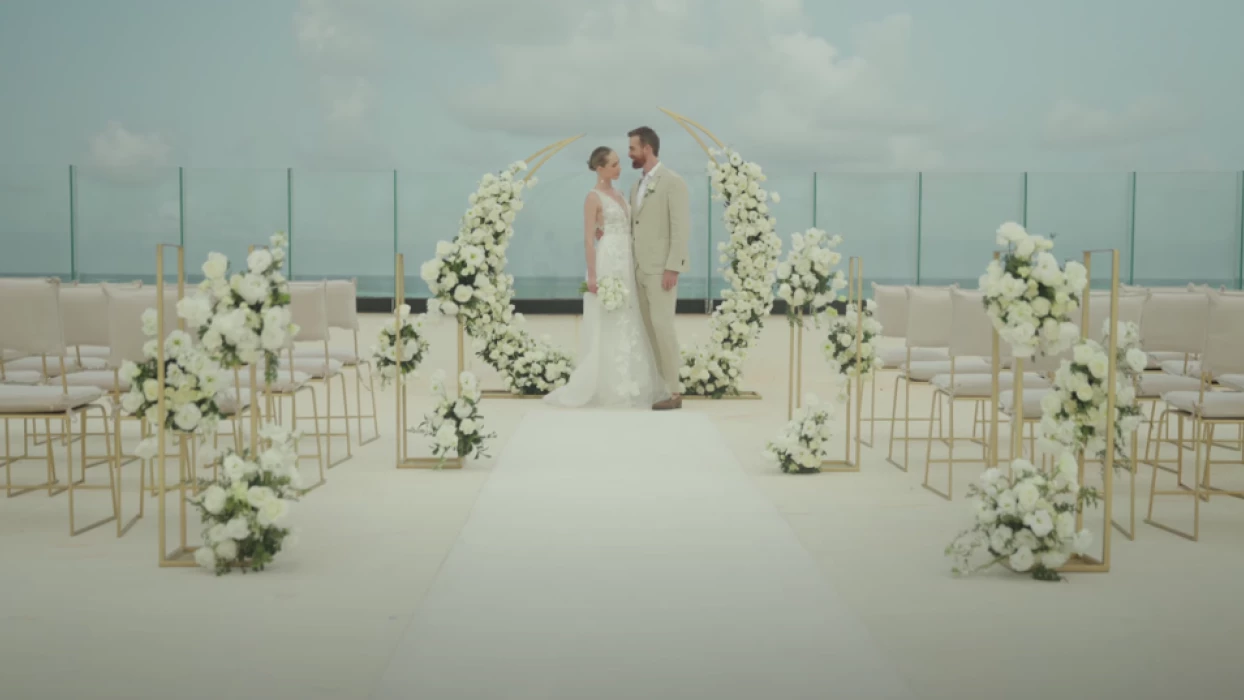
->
xmin=194 ymin=546 xmax=218 ymax=569
xmin=202 ymin=252 xmax=229 ymax=280
xmin=1008 ymin=547 xmax=1035 ymax=572
xmin=214 ymin=538 xmax=238 ymax=562
xmin=225 ymin=516 xmax=251 ymax=540
xmin=256 ymin=498 xmax=290 ymax=527
xmin=247 ymin=248 xmax=274 ymax=274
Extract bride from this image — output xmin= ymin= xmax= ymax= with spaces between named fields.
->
xmin=543 ymin=146 xmax=668 ymax=409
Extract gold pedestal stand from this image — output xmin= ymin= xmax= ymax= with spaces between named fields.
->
xmin=395 ymin=254 xmax=464 ymax=469
xmin=786 ymin=257 xmax=865 ymax=473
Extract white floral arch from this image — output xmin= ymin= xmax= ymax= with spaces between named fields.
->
xmin=421 ymin=110 xmax=781 ymax=397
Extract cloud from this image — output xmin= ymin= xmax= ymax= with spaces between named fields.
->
xmin=1041 ymin=97 xmax=1192 ymax=150
xmin=294 ymin=1 xmax=378 ymax=137
xmin=444 ymin=1 xmax=942 ymax=169
xmin=89 ymin=121 xmax=170 ymax=169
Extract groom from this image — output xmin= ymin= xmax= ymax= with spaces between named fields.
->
xmin=628 ymin=126 xmax=689 ymax=411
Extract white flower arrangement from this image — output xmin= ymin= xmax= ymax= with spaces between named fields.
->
xmin=822 ymin=300 xmax=884 ymax=378
xmin=679 ymin=149 xmax=782 ymax=397
xmin=980 ymin=222 xmax=1086 ymax=358
xmin=776 ymin=228 xmax=847 ymax=326
xmin=422 ymin=163 xmax=574 ymax=395
xmin=946 ymin=456 xmax=1099 ymax=582
xmin=764 ymin=395 xmax=834 ymax=474
xmin=597 ymin=276 xmax=627 ymax=312
xmin=180 ymin=231 xmax=299 ymax=383
xmin=370 ymin=304 xmax=429 ymax=389
xmin=190 ymin=423 xmax=300 ymax=575
xmin=415 ymin=370 xmax=496 ymax=468
xmin=120 ymin=310 xmax=225 ymax=458
xmin=1038 ymin=320 xmax=1146 ymax=469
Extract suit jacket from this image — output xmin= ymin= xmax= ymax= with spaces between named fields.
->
xmin=630 ymin=164 xmax=690 ymax=274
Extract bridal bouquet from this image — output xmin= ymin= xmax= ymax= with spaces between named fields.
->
xmin=190 ymin=423 xmax=300 ymax=575
xmin=577 ymin=276 xmax=628 ymax=312
xmin=1039 ymin=320 xmax=1146 ymax=468
xmin=415 ymin=370 xmax=496 ymax=468
xmin=776 ymin=228 xmax=847 ymax=326
xmin=120 ymin=312 xmax=225 ymax=458
xmin=946 ymin=456 xmax=1098 ymax=582
xmin=180 ymin=231 xmax=299 ymax=383
xmin=678 ymin=149 xmax=782 ymax=396
xmin=980 ymin=222 xmax=1086 ymax=358
xmin=823 ymin=300 xmax=883 ymax=378
xmin=370 ymin=303 xmax=429 ymax=389
xmin=765 ymin=395 xmax=835 ymax=474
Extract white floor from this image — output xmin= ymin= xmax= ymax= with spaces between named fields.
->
xmin=3 ymin=312 xmax=1244 ymax=700
xmin=372 ymin=409 xmax=912 ymax=699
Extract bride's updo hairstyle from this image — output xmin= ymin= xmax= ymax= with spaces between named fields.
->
xmin=587 ymin=146 xmax=613 ymax=172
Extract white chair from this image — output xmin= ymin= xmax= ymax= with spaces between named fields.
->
xmin=288 ymin=281 xmax=351 ymax=469
xmin=886 ymin=287 xmax=991 ymax=471
xmin=865 ymin=284 xmax=950 ymax=444
xmin=924 ymin=290 xmax=1048 ymax=498
xmin=1138 ymin=292 xmax=1211 ymax=469
xmin=0 ymin=278 xmax=117 ymax=535
xmin=294 ymin=279 xmax=380 ymax=446
xmin=1146 ymin=292 xmax=1244 ymax=540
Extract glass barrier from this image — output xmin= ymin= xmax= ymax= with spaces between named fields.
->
xmin=0 ymin=165 xmax=72 ymax=278
xmin=1132 ymin=172 xmax=1242 ymax=289
xmin=5 ymin=166 xmax=1243 ymax=297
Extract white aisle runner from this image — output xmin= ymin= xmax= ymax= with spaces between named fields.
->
xmin=371 ymin=410 xmax=914 ymax=699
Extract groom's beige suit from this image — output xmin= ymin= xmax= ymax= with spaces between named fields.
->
xmin=630 ymin=163 xmax=689 ymax=396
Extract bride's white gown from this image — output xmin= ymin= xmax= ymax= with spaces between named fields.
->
xmin=544 ymin=189 xmax=668 ymax=409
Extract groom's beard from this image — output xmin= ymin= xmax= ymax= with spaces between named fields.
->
xmin=631 ymin=158 xmax=643 ymax=169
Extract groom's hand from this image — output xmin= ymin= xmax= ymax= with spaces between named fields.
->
xmin=661 ymin=270 xmax=679 ymax=291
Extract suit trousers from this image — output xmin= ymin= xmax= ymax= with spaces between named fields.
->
xmin=635 ymin=270 xmax=681 ymax=395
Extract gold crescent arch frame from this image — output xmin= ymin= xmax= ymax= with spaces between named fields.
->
xmin=519 ymin=108 xmax=726 ymax=182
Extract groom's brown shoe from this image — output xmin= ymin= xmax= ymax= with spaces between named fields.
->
xmin=652 ymin=395 xmax=683 ymax=411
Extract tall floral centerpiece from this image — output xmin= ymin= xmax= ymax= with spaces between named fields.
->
xmin=179 ymin=231 xmax=299 ymax=384
xmin=823 ymin=300 xmax=883 ymax=378
xmin=979 ymin=223 xmax=1086 ymax=358
xmin=421 ymin=163 xmax=574 ymax=395
xmin=190 ymin=424 xmax=300 ymax=575
xmin=775 ymin=228 xmax=847 ymax=326
xmin=680 ymin=149 xmax=783 ymax=398
xmin=946 ymin=456 xmax=1099 ymax=581
xmin=120 ymin=310 xmax=226 ymax=458
xmin=371 ymin=303 xmax=429 ymax=389
xmin=415 ymin=370 xmax=495 ymax=468
xmin=1039 ymin=320 xmax=1146 ymax=469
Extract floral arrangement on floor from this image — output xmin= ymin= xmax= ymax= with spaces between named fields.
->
xmin=415 ymin=370 xmax=496 ymax=468
xmin=1038 ymin=320 xmax=1146 ymax=469
xmin=764 ymin=395 xmax=835 ymax=474
xmin=822 ymin=300 xmax=884 ymax=378
xmin=980 ymin=222 xmax=1087 ymax=358
xmin=579 ymin=276 xmax=627 ymax=312
xmin=190 ymin=423 xmax=300 ymax=575
xmin=678 ymin=149 xmax=782 ymax=397
xmin=371 ymin=303 xmax=429 ymax=389
xmin=776 ymin=228 xmax=847 ymax=326
xmin=121 ymin=311 xmax=225 ymax=458
xmin=179 ymin=231 xmax=298 ymax=383
xmin=421 ymin=162 xmax=573 ymax=395
xmin=946 ymin=455 xmax=1098 ymax=581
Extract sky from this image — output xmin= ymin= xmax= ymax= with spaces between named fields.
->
xmin=2 ymin=0 xmax=1244 ymax=174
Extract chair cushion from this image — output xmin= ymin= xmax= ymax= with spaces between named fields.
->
xmin=1 ymin=370 xmax=44 ymax=386
xmin=1160 ymin=359 xmax=1202 ymax=378
xmin=291 ymin=357 xmax=344 ymax=378
xmin=878 ymin=346 xmax=947 ymax=367
xmin=998 ymin=389 xmax=1049 ymax=417
xmin=64 ymin=370 xmax=130 ymax=391
xmin=1137 ymin=373 xmax=1203 ymax=398
xmin=4 ymin=355 xmax=109 ymax=376
xmin=294 ymin=347 xmax=360 ymax=365
xmin=216 ymin=388 xmax=252 ymax=415
xmin=1217 ymin=374 xmax=1244 ymax=392
xmin=73 ymin=345 xmax=112 ymax=359
xmin=901 ymin=358 xmax=992 ymax=382
xmin=931 ymin=372 xmax=1048 ymax=398
xmin=225 ymin=371 xmax=310 ymax=392
xmin=0 ymin=385 xmax=104 ymax=413
xmin=1161 ymin=391 xmax=1244 ymax=419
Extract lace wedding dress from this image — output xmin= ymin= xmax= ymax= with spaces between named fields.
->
xmin=544 ymin=189 xmax=669 ymax=409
